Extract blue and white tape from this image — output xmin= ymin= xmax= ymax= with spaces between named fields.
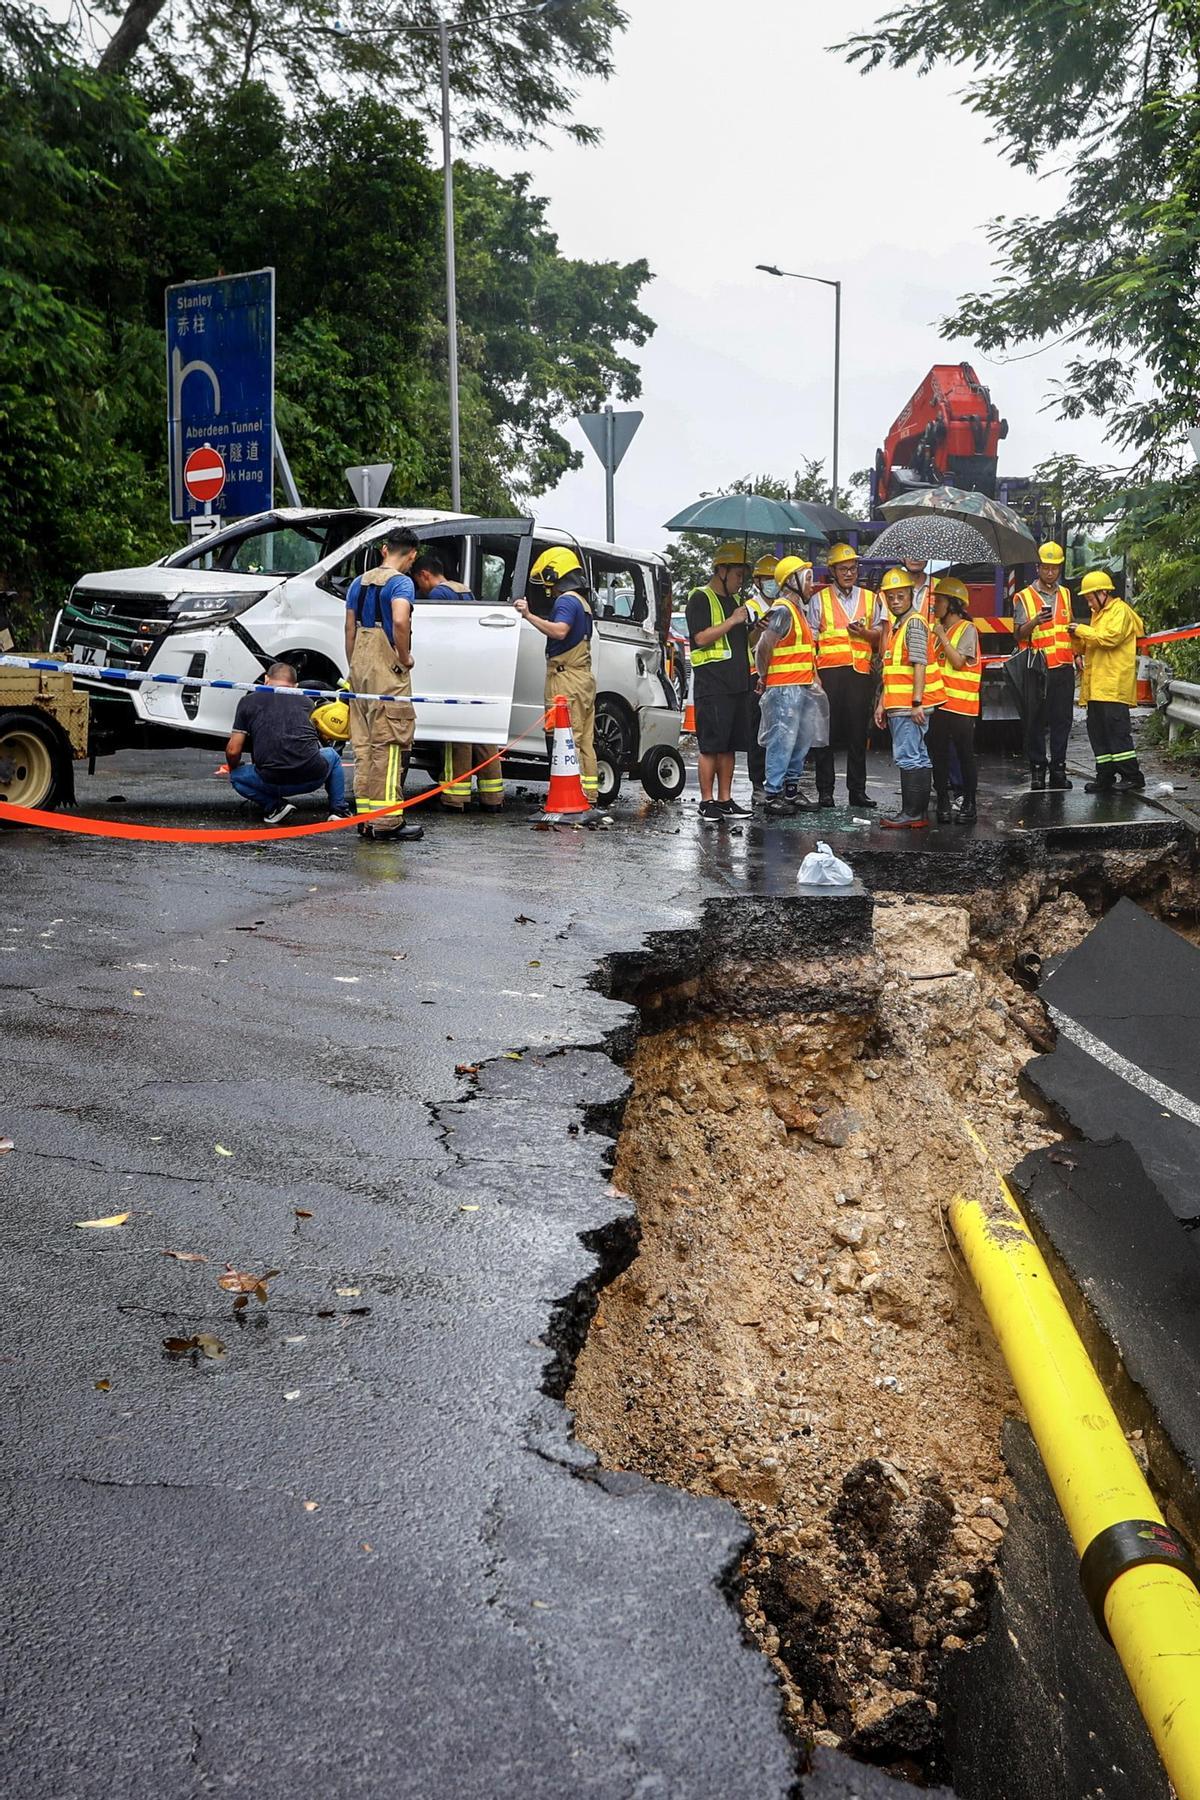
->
xmin=0 ymin=654 xmax=488 ymax=708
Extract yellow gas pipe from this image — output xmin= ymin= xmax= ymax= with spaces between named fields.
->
xmin=950 ymin=1120 xmax=1200 ymax=1797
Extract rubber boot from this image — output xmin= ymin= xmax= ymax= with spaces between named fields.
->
xmin=1029 ymin=763 xmax=1048 ymax=791
xmin=1048 ymin=762 xmax=1073 ymax=790
xmin=1084 ymin=769 xmax=1116 ymax=794
xmin=881 ymin=769 xmax=930 ymax=830
xmin=911 ymin=768 xmax=932 ymax=824
xmin=1117 ymin=759 xmax=1146 ymax=790
xmin=935 ymin=786 xmax=953 ymax=824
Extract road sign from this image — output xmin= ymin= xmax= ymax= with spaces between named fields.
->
xmin=1189 ymin=428 xmax=1200 ymax=464
xmin=345 ymin=463 xmax=394 ymax=507
xmin=183 ymin=445 xmax=227 ymax=504
xmin=166 ymin=269 xmax=274 ymax=524
xmin=577 ymin=406 xmax=643 ymax=542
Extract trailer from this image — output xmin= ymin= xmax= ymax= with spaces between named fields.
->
xmin=0 ymin=666 xmax=88 ymax=810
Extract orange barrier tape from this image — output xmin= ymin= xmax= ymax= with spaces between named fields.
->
xmin=1138 ymin=624 xmax=1200 ymax=648
xmin=0 ymin=713 xmax=552 ymax=845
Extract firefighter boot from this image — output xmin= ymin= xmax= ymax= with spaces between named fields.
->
xmin=1048 ymin=762 xmax=1074 ymax=790
xmin=1084 ymin=769 xmax=1116 ymax=794
xmin=1117 ymin=758 xmax=1146 ymax=790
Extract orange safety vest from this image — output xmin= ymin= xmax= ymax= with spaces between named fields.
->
xmin=881 ymin=609 xmax=945 ymax=710
xmin=1015 ymin=584 xmax=1075 ymax=669
xmin=816 ymin=585 xmax=874 ymax=674
xmin=763 ymin=596 xmax=816 ymax=688
xmin=937 ymin=617 xmax=982 ymax=717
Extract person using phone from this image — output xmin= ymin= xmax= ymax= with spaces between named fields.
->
xmin=1013 ymin=541 xmax=1077 ymax=791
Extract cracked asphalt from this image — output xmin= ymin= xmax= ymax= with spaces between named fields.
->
xmin=1 ymin=738 xmax=1185 ymax=1798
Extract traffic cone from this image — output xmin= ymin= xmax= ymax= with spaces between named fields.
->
xmin=1136 ymin=653 xmax=1154 ymax=706
xmin=533 ymin=695 xmax=592 ymax=822
xmin=683 ymin=666 xmax=696 ymax=735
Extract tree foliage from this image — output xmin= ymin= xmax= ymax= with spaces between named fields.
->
xmin=0 ymin=5 xmax=652 ymax=634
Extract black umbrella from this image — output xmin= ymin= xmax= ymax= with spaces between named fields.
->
xmin=1003 ymin=644 xmax=1046 ymax=733
xmin=869 ymin=516 xmax=997 ymax=566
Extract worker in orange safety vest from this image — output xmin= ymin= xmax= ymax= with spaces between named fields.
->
xmin=1014 ymin=541 xmax=1077 ymax=791
xmin=927 ymin=576 xmax=982 ymax=824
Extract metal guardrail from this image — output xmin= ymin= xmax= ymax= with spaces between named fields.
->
xmin=1165 ymin=678 xmax=1200 ymax=742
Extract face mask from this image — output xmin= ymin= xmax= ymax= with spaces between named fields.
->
xmin=759 ymin=579 xmax=779 ymax=601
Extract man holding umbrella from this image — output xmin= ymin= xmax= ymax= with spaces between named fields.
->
xmin=1013 ymin=541 xmax=1077 ymax=790
xmin=686 ymin=543 xmax=754 ymax=821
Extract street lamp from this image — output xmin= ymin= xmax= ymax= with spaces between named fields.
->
xmin=756 ymin=263 xmax=842 ymax=508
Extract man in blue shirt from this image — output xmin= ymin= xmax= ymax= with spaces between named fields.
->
xmin=411 ymin=554 xmax=476 ymax=603
xmin=514 ymin=546 xmax=598 ymax=804
xmin=344 ymin=527 xmax=424 ymax=840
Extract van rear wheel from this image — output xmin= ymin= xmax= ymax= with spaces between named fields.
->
xmin=594 ymin=698 xmax=632 ymax=808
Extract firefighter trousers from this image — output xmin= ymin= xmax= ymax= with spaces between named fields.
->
xmin=545 ymin=641 xmax=598 ymax=799
xmin=348 ymin=625 xmax=416 ymax=826
xmin=441 ymin=742 xmax=505 ymax=810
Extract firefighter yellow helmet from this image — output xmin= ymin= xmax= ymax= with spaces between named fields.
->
xmin=1038 ymin=541 xmax=1066 ymax=565
xmin=774 ymin=555 xmax=812 ymax=592
xmin=880 ymin=567 xmax=915 ymax=593
xmin=530 ymin=546 xmax=585 ymax=589
xmin=1080 ymin=569 xmax=1116 ymax=596
xmin=932 ymin=575 xmax=970 ymax=606
xmin=310 ymin=700 xmax=351 ymax=743
xmin=826 ymin=543 xmax=858 ymax=567
xmin=753 ymin=554 xmax=778 ymax=579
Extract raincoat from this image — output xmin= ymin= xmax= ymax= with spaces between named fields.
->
xmin=1073 ymin=598 xmax=1145 ymax=705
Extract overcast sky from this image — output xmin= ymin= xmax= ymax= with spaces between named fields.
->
xmin=489 ymin=0 xmax=1108 ymax=551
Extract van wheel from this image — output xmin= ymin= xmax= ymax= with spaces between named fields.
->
xmin=594 ymin=698 xmax=632 ymax=808
xmin=0 ymin=712 xmax=65 ymax=812
xmin=640 ymin=745 xmax=686 ymax=802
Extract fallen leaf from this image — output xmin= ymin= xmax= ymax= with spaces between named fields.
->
xmin=94 ymin=1379 xmax=111 ymax=1392
xmin=233 ymin=1294 xmax=249 ymax=1311
xmin=348 ymin=1306 xmax=372 ymax=1316
xmin=75 ymin=1212 xmax=130 ymax=1229
xmin=283 ymin=1389 xmax=301 ymax=1401
xmin=162 ymin=1249 xmax=207 ymax=1263
xmin=214 ymin=1145 xmax=234 ymax=1157
xmin=531 ymin=1600 xmax=550 ymax=1611
xmin=460 ymin=1205 xmax=480 ymax=1213
xmin=528 ymin=960 xmax=541 ymax=968
xmin=391 ymin=952 xmax=407 ymax=961
xmin=454 ymin=1063 xmax=480 ymax=1077
xmin=504 ymin=1052 xmax=523 ymax=1061
xmin=283 ymin=1335 xmax=306 ymax=1345
xmin=316 ymin=1308 xmax=335 ymax=1318
xmin=0 ymin=1137 xmax=12 ymax=1153
xmin=334 ymin=976 xmax=360 ymax=984
xmin=303 ymin=1500 xmax=319 ymax=1512
xmin=360 ymin=1542 xmax=373 ymax=1553
xmin=131 ymin=988 xmax=144 ymax=997
xmin=218 ymin=1265 xmax=280 ymax=1294
xmin=335 ymin=1286 xmax=360 ymax=1297
xmin=294 ymin=1208 xmax=313 ymax=1220
xmin=514 ymin=914 xmax=535 ymax=924
xmin=195 ymin=1333 xmax=226 ymax=1360
xmin=163 ymin=1333 xmax=227 ymax=1360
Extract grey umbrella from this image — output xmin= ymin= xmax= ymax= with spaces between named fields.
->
xmin=868 ymin=516 xmax=998 ymax=566
xmin=880 ymin=485 xmax=1039 ymax=566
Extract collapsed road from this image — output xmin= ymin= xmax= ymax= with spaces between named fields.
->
xmin=2 ymin=741 xmax=1200 ymax=1798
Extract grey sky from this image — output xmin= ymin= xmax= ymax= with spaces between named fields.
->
xmin=491 ymin=0 xmax=1109 ymax=550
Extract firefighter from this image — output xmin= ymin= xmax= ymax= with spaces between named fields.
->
xmin=1014 ymin=541 xmax=1077 ymax=791
xmin=874 ymin=567 xmax=945 ymax=829
xmin=514 ymin=547 xmax=598 ymax=804
xmin=754 ymin=555 xmax=820 ymax=814
xmin=745 ymin=554 xmax=778 ymax=798
xmin=810 ymin=541 xmax=879 ymax=809
xmin=1069 ymin=571 xmax=1146 ymax=792
xmin=927 ymin=576 xmax=981 ymax=823
xmin=344 ymin=528 xmax=425 ymax=841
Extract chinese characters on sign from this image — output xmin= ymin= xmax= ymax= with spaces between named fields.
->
xmin=165 ymin=269 xmax=274 ymax=524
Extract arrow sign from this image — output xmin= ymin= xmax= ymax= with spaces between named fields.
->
xmin=345 ymin=462 xmax=394 ymax=507
xmin=183 ymin=444 xmax=227 ymax=504
xmin=578 ymin=408 xmax=643 ymax=472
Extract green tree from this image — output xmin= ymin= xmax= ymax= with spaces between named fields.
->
xmin=661 ymin=464 xmax=869 ymax=595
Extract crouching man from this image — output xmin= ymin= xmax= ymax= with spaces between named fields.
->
xmin=226 ymin=662 xmax=350 ymax=825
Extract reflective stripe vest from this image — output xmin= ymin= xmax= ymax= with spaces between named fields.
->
xmin=816 ymin=586 xmax=874 ymax=674
xmin=744 ymin=593 xmax=769 ymax=673
xmin=690 ymin=586 xmax=732 ymax=668
xmin=1015 ymin=584 xmax=1075 ymax=669
xmin=763 ymin=597 xmax=816 ymax=687
xmin=881 ymin=609 xmax=944 ymax=710
xmin=937 ymin=617 xmax=982 ymax=717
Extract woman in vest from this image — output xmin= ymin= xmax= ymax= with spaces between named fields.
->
xmin=928 ymin=577 xmax=982 ymax=824
xmin=753 ymin=555 xmax=820 ymax=815
xmin=1068 ymin=571 xmax=1146 ymax=792
xmin=874 ymin=567 xmax=946 ymax=829
xmin=1014 ymin=540 xmax=1077 ymax=790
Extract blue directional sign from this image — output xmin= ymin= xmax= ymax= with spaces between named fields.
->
xmin=165 ymin=268 xmax=274 ymax=524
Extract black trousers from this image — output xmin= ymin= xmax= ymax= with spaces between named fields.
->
xmin=812 ymin=666 xmax=873 ymax=798
xmin=747 ymin=686 xmax=766 ymax=787
xmin=1086 ymin=700 xmax=1136 ymax=774
xmin=928 ymin=707 xmax=978 ymax=802
xmin=1026 ymin=661 xmax=1075 ymax=768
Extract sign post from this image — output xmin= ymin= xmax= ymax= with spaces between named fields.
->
xmin=166 ymin=269 xmax=275 ymax=526
xmin=345 ymin=463 xmax=395 ymax=508
xmin=577 ymin=405 xmax=643 ymax=544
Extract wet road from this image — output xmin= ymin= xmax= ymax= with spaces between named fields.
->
xmin=0 ymin=736 xmax=1186 ymax=1798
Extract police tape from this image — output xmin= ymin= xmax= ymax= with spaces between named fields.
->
xmin=0 ymin=712 xmax=556 ymax=844
xmin=0 ymin=653 xmax=488 ymax=707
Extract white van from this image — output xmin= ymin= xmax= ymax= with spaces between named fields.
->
xmin=51 ymin=508 xmax=686 ymax=803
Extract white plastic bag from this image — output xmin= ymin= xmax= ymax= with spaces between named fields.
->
xmin=797 ymin=840 xmax=854 ymax=887
xmin=807 ymin=684 xmax=830 ymax=750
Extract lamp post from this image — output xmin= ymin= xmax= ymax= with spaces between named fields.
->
xmin=756 ymin=264 xmax=842 ymax=508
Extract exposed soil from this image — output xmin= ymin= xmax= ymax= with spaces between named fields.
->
xmin=569 ymin=890 xmax=1101 ymax=1781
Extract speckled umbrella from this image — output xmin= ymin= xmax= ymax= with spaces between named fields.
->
xmin=880 ymin=485 xmax=1038 ymax=566
xmin=869 ymin=515 xmax=997 ymax=566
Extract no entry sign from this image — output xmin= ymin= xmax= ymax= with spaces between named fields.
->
xmin=183 ymin=445 xmax=226 ymax=504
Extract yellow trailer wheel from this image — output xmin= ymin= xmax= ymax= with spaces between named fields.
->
xmin=0 ymin=717 xmax=60 ymax=810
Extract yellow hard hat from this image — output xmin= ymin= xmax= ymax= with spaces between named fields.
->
xmin=310 ymin=700 xmax=350 ymax=743
xmin=826 ymin=543 xmax=858 ymax=567
xmin=932 ymin=575 xmax=970 ymax=605
xmin=753 ymin=554 xmax=778 ymax=579
xmin=880 ymin=567 xmax=915 ymax=594
xmin=530 ymin=546 xmax=585 ymax=588
xmin=774 ymin=554 xmax=812 ymax=591
xmin=1038 ymin=541 xmax=1065 ymax=565
xmin=713 ymin=541 xmax=751 ymax=569
xmin=1080 ymin=569 xmax=1116 ymax=596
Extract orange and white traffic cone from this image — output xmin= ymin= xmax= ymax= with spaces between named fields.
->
xmin=1136 ymin=653 xmax=1154 ymax=706
xmin=533 ymin=696 xmax=593 ymax=823
xmin=683 ymin=665 xmax=696 ymax=735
